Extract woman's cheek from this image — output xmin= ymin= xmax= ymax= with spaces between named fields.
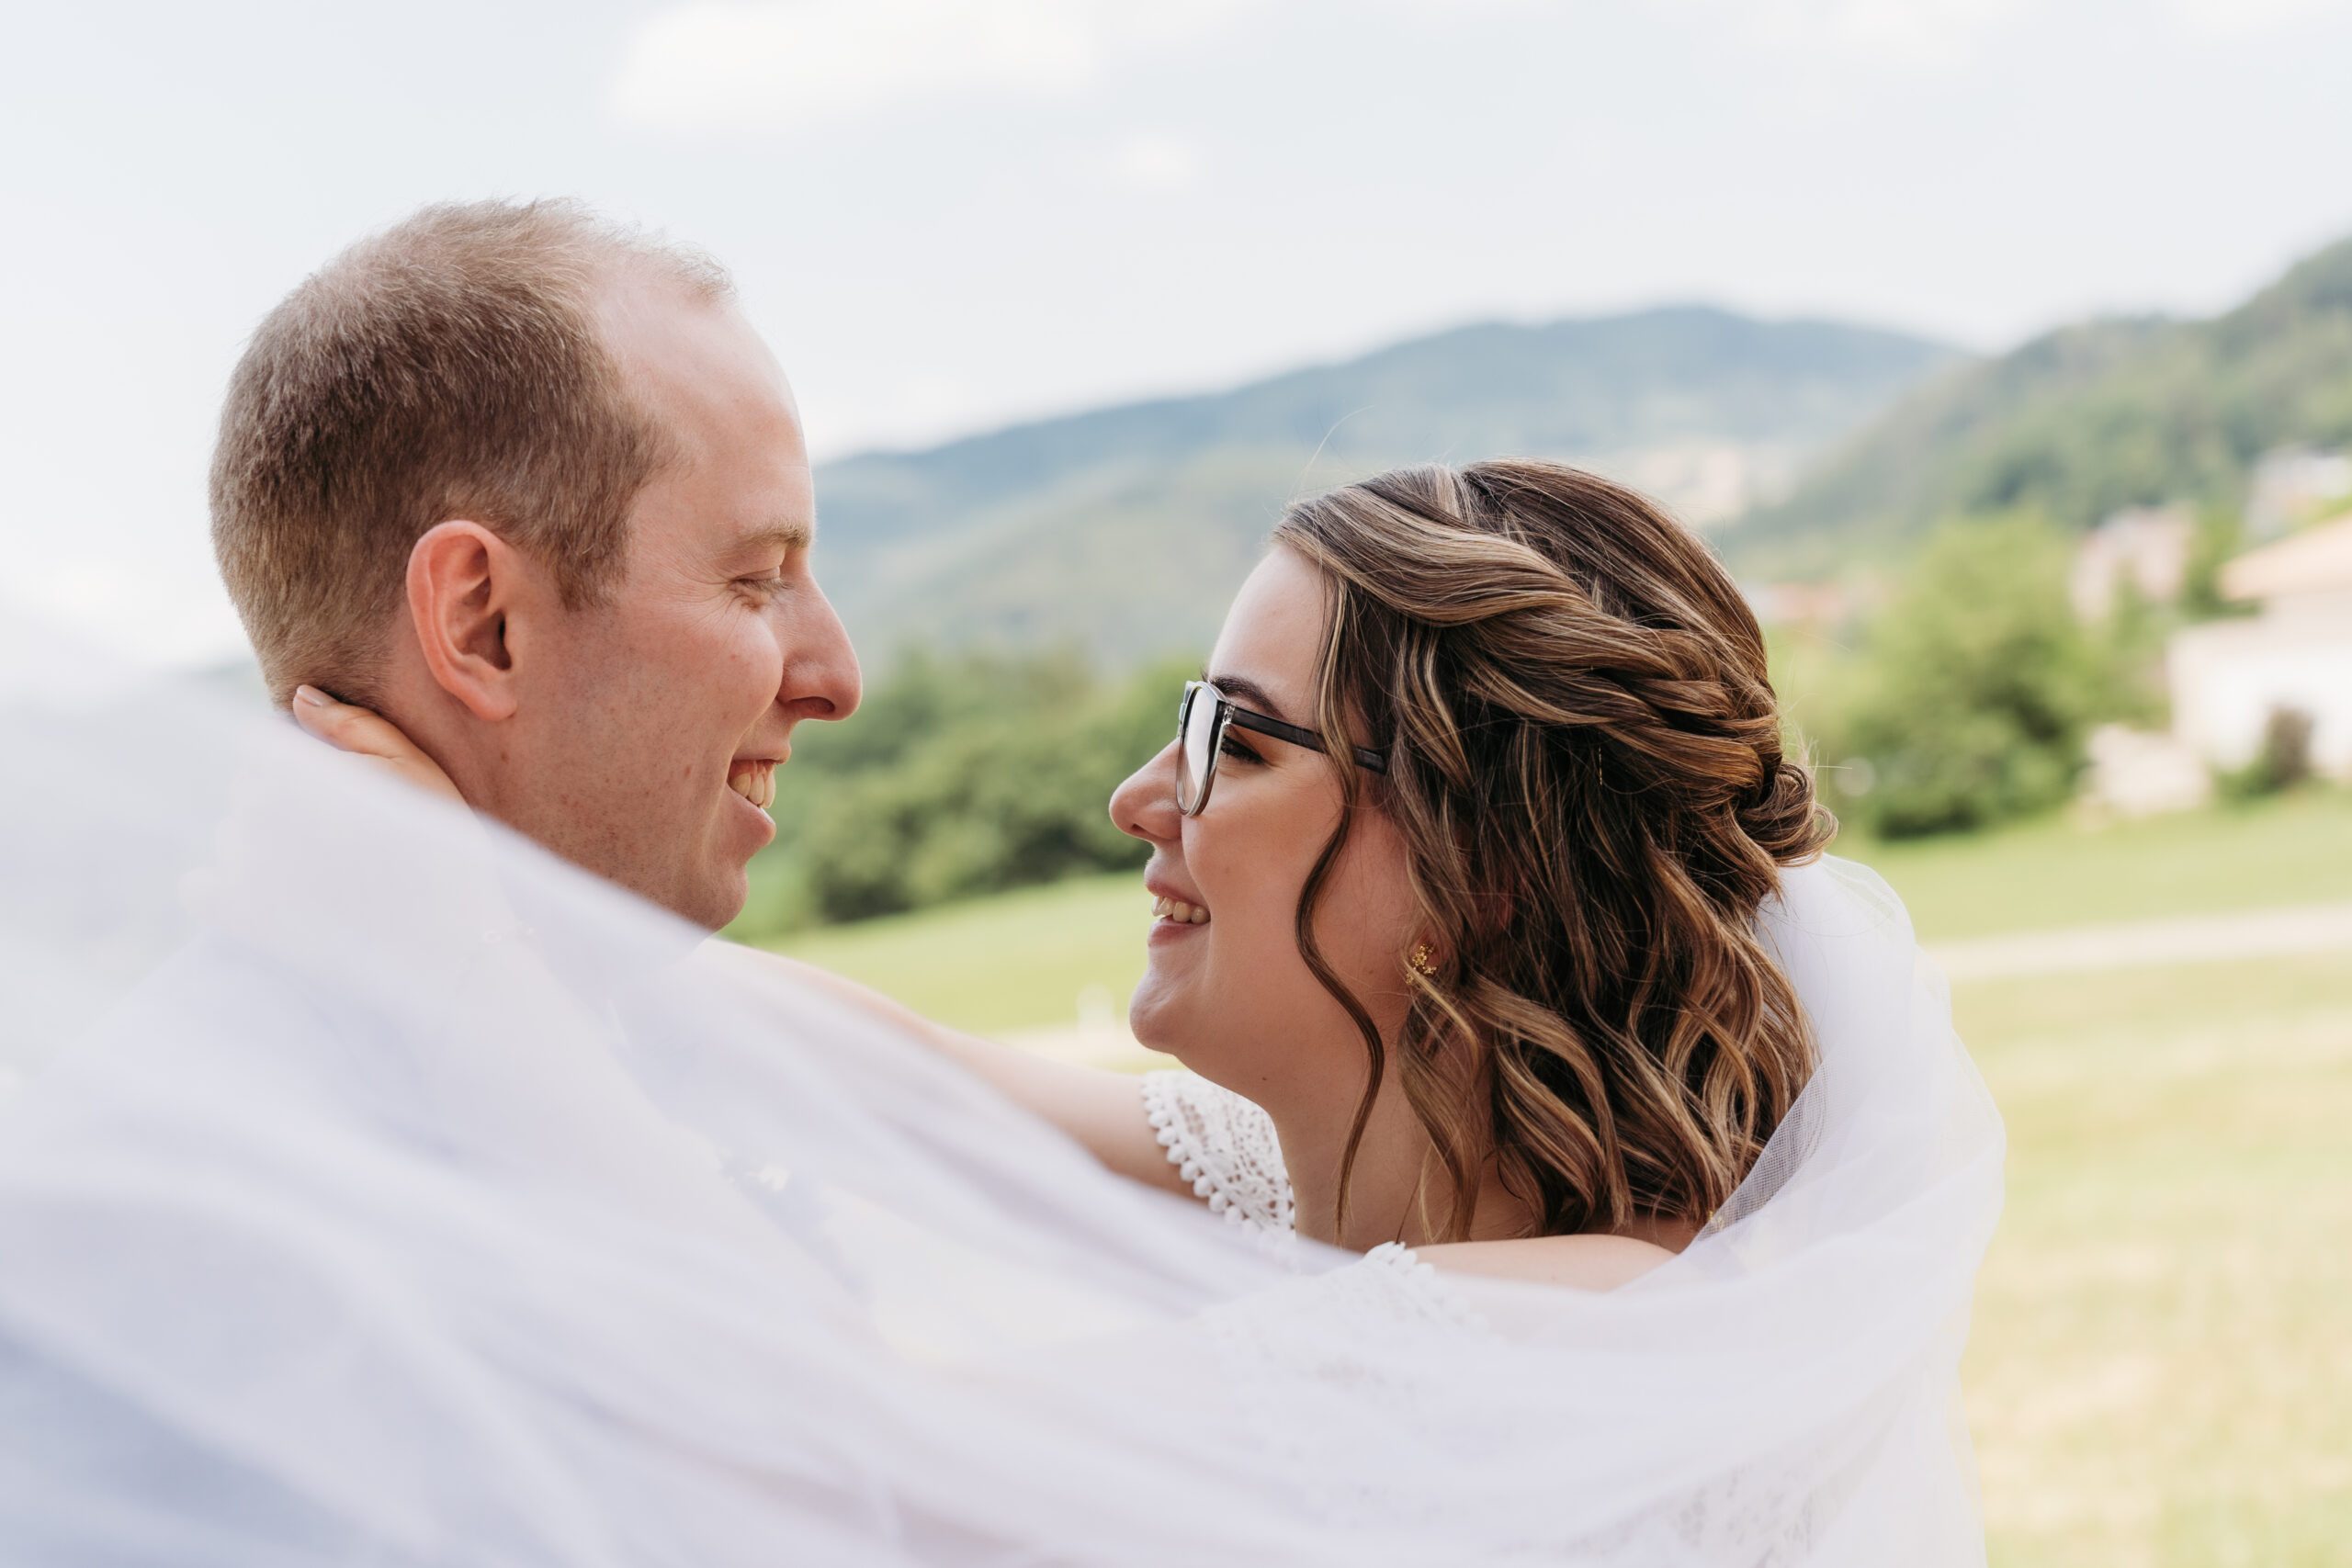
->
xmin=1324 ymin=832 xmax=1419 ymax=994
xmin=1202 ymin=829 xmax=1278 ymax=947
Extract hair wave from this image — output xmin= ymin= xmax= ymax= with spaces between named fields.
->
xmin=1270 ymin=459 xmax=1833 ymax=1241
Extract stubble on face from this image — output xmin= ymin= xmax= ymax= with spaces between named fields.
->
xmin=499 ymin=270 xmax=834 ymax=931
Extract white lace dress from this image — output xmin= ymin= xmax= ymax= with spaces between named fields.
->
xmin=1137 ymin=1068 xmax=1471 ymax=1323
xmin=1139 ymin=1070 xmax=1837 ymax=1560
xmin=1137 ymin=1073 xmax=1550 ymax=1545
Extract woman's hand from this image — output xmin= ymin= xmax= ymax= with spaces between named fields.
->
xmin=290 ymin=686 xmax=464 ymax=805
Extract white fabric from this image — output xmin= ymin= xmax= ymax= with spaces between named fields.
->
xmin=1139 ymin=1068 xmax=1293 ymax=1233
xmin=1144 ymin=1069 xmax=1472 ymax=1325
xmin=0 ymin=629 xmax=2005 ymax=1565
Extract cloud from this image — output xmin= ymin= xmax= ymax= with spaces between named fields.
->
xmin=1734 ymin=0 xmax=2031 ymax=71
xmin=1105 ymin=133 xmax=1204 ymax=192
xmin=2169 ymin=0 xmax=2339 ymax=36
xmin=609 ymin=0 xmax=1256 ymax=133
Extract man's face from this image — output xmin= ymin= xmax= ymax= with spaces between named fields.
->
xmin=496 ymin=275 xmax=860 ymax=930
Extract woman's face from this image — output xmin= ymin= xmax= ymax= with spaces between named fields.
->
xmin=1110 ymin=547 xmax=1420 ymax=1109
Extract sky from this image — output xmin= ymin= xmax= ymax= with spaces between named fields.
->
xmin=6 ymin=0 xmax=2350 ymax=667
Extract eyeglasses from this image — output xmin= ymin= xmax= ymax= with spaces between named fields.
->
xmin=1175 ymin=679 xmax=1387 ymax=817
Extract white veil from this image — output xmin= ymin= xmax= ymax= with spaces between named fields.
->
xmin=0 ymin=633 xmax=2003 ymax=1565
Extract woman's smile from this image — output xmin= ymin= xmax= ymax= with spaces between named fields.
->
xmin=1145 ymin=879 xmax=1212 ymax=945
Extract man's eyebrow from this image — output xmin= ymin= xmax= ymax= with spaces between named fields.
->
xmin=736 ymin=519 xmax=816 ymax=555
xmin=1204 ymin=671 xmax=1293 ymax=725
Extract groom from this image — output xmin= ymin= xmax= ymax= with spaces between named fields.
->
xmin=211 ymin=198 xmax=862 ymax=930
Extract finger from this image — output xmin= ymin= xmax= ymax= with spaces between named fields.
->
xmin=289 ymin=685 xmax=414 ymax=763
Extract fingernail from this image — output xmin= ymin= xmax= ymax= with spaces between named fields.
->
xmin=292 ymin=685 xmax=329 ymax=709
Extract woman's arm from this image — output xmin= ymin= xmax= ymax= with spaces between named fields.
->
xmin=749 ymin=951 xmax=1187 ymax=1193
xmin=288 ymin=687 xmax=1188 ymax=1196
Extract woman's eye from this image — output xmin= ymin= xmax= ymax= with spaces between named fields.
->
xmin=1217 ymin=735 xmax=1262 ymax=764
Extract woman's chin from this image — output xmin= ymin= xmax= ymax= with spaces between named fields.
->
xmin=1125 ymin=982 xmax=1190 ymax=1062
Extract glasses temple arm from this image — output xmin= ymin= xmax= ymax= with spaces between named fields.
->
xmin=1225 ymin=707 xmax=1388 ymax=774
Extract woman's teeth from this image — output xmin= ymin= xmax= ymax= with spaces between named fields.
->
xmin=727 ymin=761 xmax=777 ymax=812
xmin=1151 ymin=895 xmax=1210 ymax=926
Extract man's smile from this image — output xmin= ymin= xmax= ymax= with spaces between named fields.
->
xmin=726 ymin=757 xmax=779 ymax=812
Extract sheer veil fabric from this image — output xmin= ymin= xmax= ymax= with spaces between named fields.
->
xmin=0 ymin=644 xmax=2004 ymax=1565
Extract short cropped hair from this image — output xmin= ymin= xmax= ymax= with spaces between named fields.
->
xmin=209 ymin=198 xmax=732 ymax=705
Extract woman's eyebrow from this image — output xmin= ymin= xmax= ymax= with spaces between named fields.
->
xmin=1205 ymin=671 xmax=1292 ymax=724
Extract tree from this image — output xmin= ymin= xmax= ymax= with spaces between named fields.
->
xmin=2178 ymin=504 xmax=2250 ymax=622
xmin=1838 ymin=513 xmax=2122 ymax=838
xmin=729 ymin=649 xmax=1190 ymax=936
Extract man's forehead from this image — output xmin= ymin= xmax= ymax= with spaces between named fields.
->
xmin=596 ymin=274 xmax=797 ymax=434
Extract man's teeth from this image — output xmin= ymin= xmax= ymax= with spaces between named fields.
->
xmin=727 ymin=762 xmax=776 ymax=811
xmin=1150 ymin=894 xmax=1211 ymax=925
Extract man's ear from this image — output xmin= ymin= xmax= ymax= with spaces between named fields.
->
xmin=405 ymin=521 xmax=526 ymax=722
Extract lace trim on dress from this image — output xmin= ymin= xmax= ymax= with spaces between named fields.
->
xmin=1140 ymin=1072 xmax=1496 ymax=1333
xmin=1356 ymin=1242 xmax=1485 ymax=1330
xmin=1139 ymin=1068 xmax=1294 ymax=1234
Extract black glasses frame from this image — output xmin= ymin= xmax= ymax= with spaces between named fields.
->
xmin=1177 ymin=679 xmax=1388 ymax=818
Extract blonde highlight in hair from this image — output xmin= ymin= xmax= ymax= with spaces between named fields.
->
xmin=1271 ymin=460 xmax=1834 ymax=1242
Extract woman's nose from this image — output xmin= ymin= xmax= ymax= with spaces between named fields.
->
xmin=1109 ymin=738 xmax=1182 ymax=845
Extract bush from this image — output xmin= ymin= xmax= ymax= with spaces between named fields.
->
xmin=2219 ymin=706 xmax=2317 ymax=801
xmin=2178 ymin=505 xmax=2251 ymax=623
xmin=1834 ymin=513 xmax=2130 ymax=838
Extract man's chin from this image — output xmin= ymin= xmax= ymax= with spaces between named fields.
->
xmin=682 ymin=869 xmax=752 ymax=936
xmin=712 ymin=861 xmax=756 ymax=933
xmin=616 ymin=860 xmax=749 ymax=938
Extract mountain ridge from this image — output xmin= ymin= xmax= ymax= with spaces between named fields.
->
xmin=811 ymin=303 xmax=1963 ymax=662
xmin=1732 ymin=235 xmax=2352 ymax=572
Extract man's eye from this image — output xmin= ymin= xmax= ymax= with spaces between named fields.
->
xmin=738 ymin=573 xmax=786 ymax=597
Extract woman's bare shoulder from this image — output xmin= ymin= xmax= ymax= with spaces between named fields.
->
xmin=1411 ymin=1232 xmax=1679 ymax=1292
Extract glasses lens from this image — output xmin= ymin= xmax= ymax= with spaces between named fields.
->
xmin=1178 ymin=684 xmax=1216 ymax=814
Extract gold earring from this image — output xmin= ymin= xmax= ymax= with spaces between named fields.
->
xmin=1407 ymin=942 xmax=1437 ymax=977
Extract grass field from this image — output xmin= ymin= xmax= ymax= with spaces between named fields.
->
xmin=1957 ymin=953 xmax=2352 ymax=1565
xmin=777 ymin=790 xmax=2352 ymax=1037
xmin=769 ymin=790 xmax=2352 ymax=1565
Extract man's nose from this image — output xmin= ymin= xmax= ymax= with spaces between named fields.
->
xmin=1109 ymin=738 xmax=1182 ymax=845
xmin=782 ymin=582 xmax=861 ymax=721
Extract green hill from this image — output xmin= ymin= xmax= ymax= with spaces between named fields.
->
xmin=812 ymin=306 xmax=1958 ymax=664
xmin=1734 ymin=236 xmax=2352 ymax=573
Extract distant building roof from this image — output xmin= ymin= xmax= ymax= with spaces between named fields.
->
xmin=2222 ymin=513 xmax=2352 ymax=603
xmin=2246 ymin=446 xmax=2352 ymax=539
xmin=1740 ymin=579 xmax=1858 ymax=629
xmin=2071 ymin=503 xmax=2191 ymax=620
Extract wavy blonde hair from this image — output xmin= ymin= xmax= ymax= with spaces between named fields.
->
xmin=1271 ymin=460 xmax=1834 ymax=1241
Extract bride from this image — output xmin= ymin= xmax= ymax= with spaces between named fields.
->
xmin=0 ymin=459 xmax=2002 ymax=1564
